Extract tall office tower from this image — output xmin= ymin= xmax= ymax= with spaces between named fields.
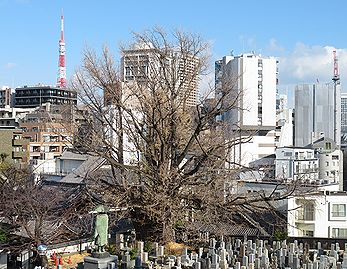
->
xmin=103 ymin=44 xmax=200 ymax=165
xmin=294 ymin=83 xmax=341 ymax=147
xmin=215 ymin=53 xmax=278 ymax=166
xmin=341 ymin=92 xmax=347 ymax=145
xmin=121 ymin=44 xmax=199 ymax=107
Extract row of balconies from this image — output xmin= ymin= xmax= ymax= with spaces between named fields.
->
xmin=30 ymin=146 xmax=61 ymax=153
xmin=16 ymin=90 xmax=77 ymax=97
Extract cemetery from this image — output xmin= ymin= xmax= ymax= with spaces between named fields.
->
xmin=35 ymin=236 xmax=347 ymax=269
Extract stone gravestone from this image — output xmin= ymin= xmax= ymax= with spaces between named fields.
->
xmin=84 ymin=205 xmax=118 ymax=269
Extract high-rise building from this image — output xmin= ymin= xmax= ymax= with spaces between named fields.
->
xmin=216 ymin=53 xmax=277 ymax=130
xmin=14 ymin=85 xmax=77 ymax=108
xmin=215 ymin=53 xmax=278 ymax=166
xmin=110 ymin=44 xmax=199 ymax=165
xmin=121 ymin=44 xmax=199 ymax=107
xmin=294 ymin=83 xmax=341 ymax=147
xmin=341 ymin=93 xmax=347 ymax=145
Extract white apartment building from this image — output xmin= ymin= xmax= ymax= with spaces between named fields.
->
xmin=104 ymin=43 xmax=200 ymax=165
xmin=0 ymin=106 xmax=35 ymax=128
xmin=288 ymin=191 xmax=347 ymax=238
xmin=229 ymin=130 xmax=277 ymax=167
xmin=275 ymin=147 xmax=319 ymax=182
xmin=121 ymin=43 xmax=199 ymax=108
xmin=275 ymin=94 xmax=293 ymax=147
xmin=216 ymin=53 xmax=278 ymax=167
xmin=311 ymin=137 xmax=343 ymax=189
xmin=216 ymin=53 xmax=277 ymax=129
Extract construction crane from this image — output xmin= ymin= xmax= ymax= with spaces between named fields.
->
xmin=332 ymin=49 xmax=340 ymax=146
xmin=332 ymin=50 xmax=340 ymax=84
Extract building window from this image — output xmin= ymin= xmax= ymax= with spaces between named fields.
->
xmin=125 ymin=67 xmax=132 ymax=76
xmin=303 ymin=230 xmax=314 ymax=237
xmin=258 ymin=59 xmax=263 ymax=68
xmin=332 ymin=228 xmax=347 ymax=238
xmin=332 ymin=204 xmax=346 ymax=217
xmin=332 ymin=155 xmax=339 ymax=160
xmin=297 ymin=200 xmax=315 ymax=221
xmin=140 ymin=65 xmax=148 ymax=75
xmin=326 ymin=142 xmax=332 ymax=150
xmin=326 ymin=161 xmax=329 ymax=166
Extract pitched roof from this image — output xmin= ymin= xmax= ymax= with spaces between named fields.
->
xmin=44 ymin=156 xmax=105 ymax=185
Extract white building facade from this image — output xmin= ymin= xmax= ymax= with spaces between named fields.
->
xmin=104 ymin=44 xmax=200 ymax=165
xmin=288 ymin=191 xmax=347 ymax=238
xmin=275 ymin=147 xmax=319 ymax=182
xmin=275 ymin=94 xmax=293 ymax=147
xmin=216 ymin=53 xmax=278 ymax=167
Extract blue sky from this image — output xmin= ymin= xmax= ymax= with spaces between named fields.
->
xmin=1 ymin=0 xmax=347 ymax=101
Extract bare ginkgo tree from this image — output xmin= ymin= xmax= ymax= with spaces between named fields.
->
xmin=71 ymin=28 xmax=297 ymax=243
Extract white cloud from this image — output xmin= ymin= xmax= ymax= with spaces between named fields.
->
xmin=265 ymin=38 xmax=285 ymax=54
xmin=4 ymin=62 xmax=17 ymax=69
xmin=278 ymin=43 xmax=347 ymax=88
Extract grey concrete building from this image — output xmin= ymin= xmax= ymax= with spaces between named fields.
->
xmin=294 ymin=83 xmax=341 ymax=147
xmin=341 ymin=92 xmax=347 ymax=145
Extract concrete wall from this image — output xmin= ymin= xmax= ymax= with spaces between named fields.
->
xmin=47 ymin=240 xmax=94 ymax=255
xmin=230 ymin=133 xmax=276 ymax=167
xmin=0 ymin=251 xmax=7 ymax=269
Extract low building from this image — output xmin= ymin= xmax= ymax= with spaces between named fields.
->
xmin=19 ymin=104 xmax=75 ymax=161
xmin=310 ymin=137 xmax=343 ymax=189
xmin=275 ymin=147 xmax=319 ymax=182
xmin=20 ymin=121 xmax=72 ymax=160
xmin=229 ymin=131 xmax=277 ymax=168
xmin=288 ymin=191 xmax=347 ymax=238
xmin=0 ymin=106 xmax=34 ymax=128
xmin=0 ymin=128 xmax=29 ymax=168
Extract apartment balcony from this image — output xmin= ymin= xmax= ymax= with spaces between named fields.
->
xmin=295 ymin=213 xmax=315 ymax=223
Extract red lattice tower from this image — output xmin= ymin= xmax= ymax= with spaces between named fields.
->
xmin=57 ymin=12 xmax=66 ymax=88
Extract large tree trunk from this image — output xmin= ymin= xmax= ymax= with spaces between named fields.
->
xmin=162 ymin=208 xmax=176 ymax=243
